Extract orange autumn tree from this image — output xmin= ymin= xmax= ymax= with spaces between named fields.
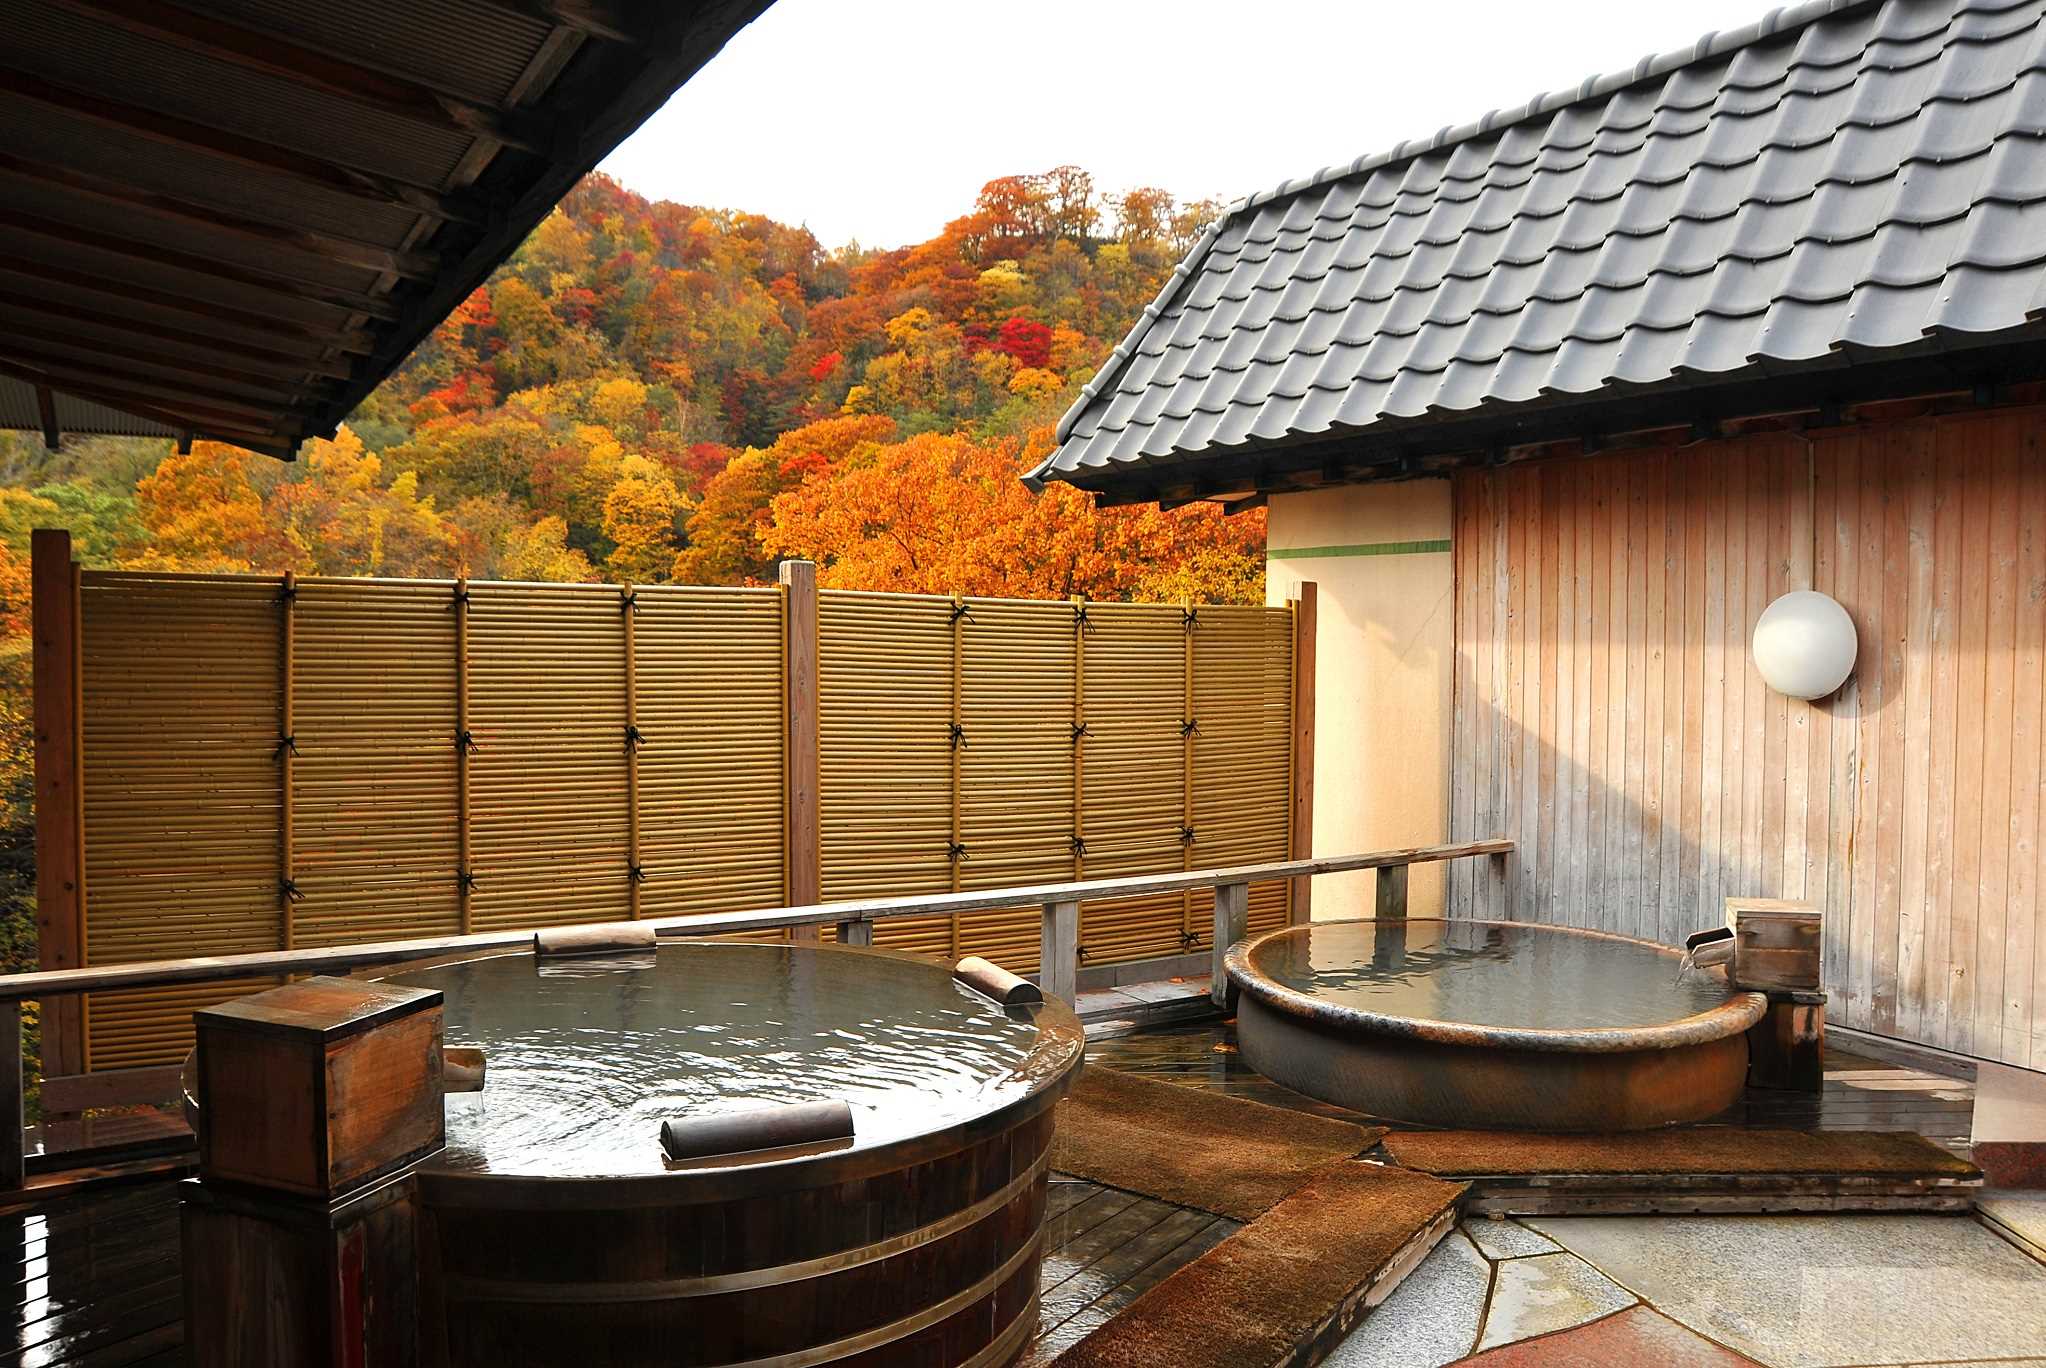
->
xmin=760 ymin=428 xmax=1264 ymax=602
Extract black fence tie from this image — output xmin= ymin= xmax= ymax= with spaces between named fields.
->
xmin=274 ymin=734 xmax=297 ymax=759
xmin=1072 ymin=604 xmax=1094 ymax=634
xmin=1179 ymin=929 xmax=1202 ymax=951
xmin=624 ymin=724 xmax=644 ymax=752
xmin=1070 ymin=721 xmax=1090 ymax=745
xmin=1181 ymin=608 xmax=1200 ymax=631
xmin=457 ymin=870 xmax=478 ymax=892
xmin=456 ymin=729 xmax=479 ymax=753
xmin=1069 ymin=834 xmax=1086 ymax=857
xmin=950 ymin=601 xmax=974 ymax=625
xmin=629 ymin=864 xmax=647 ymax=884
xmin=946 ymin=842 xmax=969 ymax=862
xmin=448 ymin=587 xmax=471 ymax=609
xmin=279 ymin=878 xmax=304 ymax=903
xmin=1180 ymin=718 xmax=1200 ymax=738
xmin=949 ymin=721 xmax=968 ymax=750
xmin=277 ymin=582 xmax=297 ymax=604
xmin=1179 ymin=825 xmax=1197 ymax=846
xmin=620 ymin=590 xmax=639 ymax=613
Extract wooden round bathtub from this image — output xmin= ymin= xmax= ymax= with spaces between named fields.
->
xmin=385 ymin=941 xmax=1084 ymax=1367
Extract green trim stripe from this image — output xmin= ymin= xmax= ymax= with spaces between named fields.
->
xmin=1267 ymin=539 xmax=1452 ymax=561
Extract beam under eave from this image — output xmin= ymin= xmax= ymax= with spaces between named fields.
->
xmin=0 ymin=358 xmax=292 ymax=453
xmin=0 ymin=67 xmax=485 ymax=227
xmin=478 ymin=0 xmax=641 ymax=44
xmin=34 ymin=385 xmax=58 ymax=451
xmin=0 ymin=300 xmax=353 ymax=380
xmin=3 ymin=320 xmax=338 ymax=393
xmin=0 ymin=152 xmax=439 ymax=280
xmin=0 ymin=257 xmax=377 ymax=354
xmin=46 ymin=0 xmax=559 ymax=155
xmin=0 ymin=350 xmax=295 ymax=426
xmin=0 ymin=207 xmax=403 ymax=323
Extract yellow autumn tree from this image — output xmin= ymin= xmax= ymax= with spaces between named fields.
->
xmin=602 ymin=454 xmax=688 ymax=583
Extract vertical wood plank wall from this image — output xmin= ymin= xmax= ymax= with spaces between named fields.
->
xmin=1447 ymin=408 xmax=2046 ymax=1070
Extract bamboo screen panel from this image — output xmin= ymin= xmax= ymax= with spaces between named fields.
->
xmin=465 ymin=583 xmax=633 ymax=931
xmin=79 ymin=574 xmax=283 ymax=1070
xmin=818 ymin=592 xmax=1295 ymax=971
xmin=817 ymin=592 xmax=957 ymax=954
xmin=1191 ymin=606 xmax=1295 ymax=938
xmin=292 ymin=579 xmax=460 ymax=945
xmin=634 ymin=587 xmax=786 ymax=917
xmin=73 ymin=573 xmax=790 ymax=1068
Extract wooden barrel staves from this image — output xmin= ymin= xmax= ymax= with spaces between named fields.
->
xmin=389 ymin=942 xmax=1083 ymax=1368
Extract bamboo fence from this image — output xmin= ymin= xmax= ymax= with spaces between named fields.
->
xmin=70 ymin=571 xmax=1294 ymax=1069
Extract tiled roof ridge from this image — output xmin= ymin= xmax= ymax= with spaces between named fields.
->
xmin=1040 ymin=0 xmax=1880 ymax=460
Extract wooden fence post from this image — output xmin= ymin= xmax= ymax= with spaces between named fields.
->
xmin=780 ymin=561 xmax=822 ymax=942
xmin=32 ymin=528 xmax=84 ymax=1079
xmin=1039 ymin=900 xmax=1079 ymax=1005
xmin=1211 ymin=882 xmax=1248 ymax=1009
xmin=1289 ymin=581 xmax=1317 ymax=925
xmin=835 ymin=918 xmax=873 ymax=947
xmin=1376 ymin=863 xmax=1409 ymax=919
xmin=0 ymin=1003 xmax=21 ymax=1190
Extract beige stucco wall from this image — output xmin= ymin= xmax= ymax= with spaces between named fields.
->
xmin=1266 ymin=480 xmax=1455 ymax=919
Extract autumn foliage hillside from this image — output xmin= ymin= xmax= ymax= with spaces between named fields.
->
xmin=3 ymin=170 xmax=1264 ymax=606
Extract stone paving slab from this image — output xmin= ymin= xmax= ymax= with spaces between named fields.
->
xmin=1322 ymin=1229 xmax=1488 ymax=1368
xmin=1527 ymin=1214 xmax=2046 ymax=1368
xmin=1460 ymin=1217 xmax=1562 ymax=1260
xmin=1456 ymin=1305 xmax=1763 ymax=1366
xmin=1474 ymin=1251 xmax=1636 ymax=1352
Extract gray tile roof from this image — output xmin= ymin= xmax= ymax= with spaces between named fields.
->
xmin=1033 ymin=0 xmax=2046 ymax=489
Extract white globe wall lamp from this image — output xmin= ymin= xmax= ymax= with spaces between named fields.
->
xmin=1751 ymin=590 xmax=1857 ymax=700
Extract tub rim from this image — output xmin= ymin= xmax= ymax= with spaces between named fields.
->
xmin=1224 ymin=917 xmax=1767 ymax=1055
xmin=387 ymin=940 xmax=1085 ymax=1207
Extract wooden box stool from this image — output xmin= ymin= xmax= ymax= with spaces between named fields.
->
xmin=182 ymin=976 xmax=446 ymax=1367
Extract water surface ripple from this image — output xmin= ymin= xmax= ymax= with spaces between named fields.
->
xmin=387 ymin=943 xmax=1046 ymax=1178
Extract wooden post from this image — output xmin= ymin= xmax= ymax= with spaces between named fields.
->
xmin=1289 ymin=581 xmax=1317 ymax=924
xmin=32 ymin=528 xmax=85 ymax=1078
xmin=780 ymin=561 xmax=821 ymax=942
xmin=1747 ymin=990 xmax=1825 ymax=1092
xmin=0 ymin=1002 xmax=22 ymax=1190
xmin=279 ymin=572 xmax=296 ymax=950
xmin=454 ymin=579 xmax=473 ymax=935
xmin=1376 ymin=863 xmax=1409 ymax=919
xmin=1181 ymin=598 xmax=1196 ymax=942
xmin=1039 ymin=900 xmax=1079 ymax=1005
xmin=1211 ymin=882 xmax=1248 ymax=1010
xmin=835 ymin=919 xmax=873 ymax=947
xmin=623 ymin=583 xmax=641 ymax=920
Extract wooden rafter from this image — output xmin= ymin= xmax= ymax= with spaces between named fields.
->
xmin=46 ymin=0 xmax=560 ymax=155
xmin=0 ymin=207 xmax=402 ymax=321
xmin=0 ymin=295 xmax=353 ymax=377
xmin=480 ymin=0 xmax=641 ymax=44
xmin=0 ymin=152 xmax=438 ymax=280
xmin=0 ymin=257 xmax=376 ymax=353
xmin=0 ymin=349 xmax=295 ymax=425
xmin=0 ymin=358 xmax=294 ymax=452
xmin=1 ymin=318 xmax=337 ymax=392
xmin=0 ymin=67 xmax=485 ymax=226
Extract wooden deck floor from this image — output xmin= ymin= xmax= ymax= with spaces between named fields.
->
xmin=0 ymin=1021 xmax=1978 ymax=1367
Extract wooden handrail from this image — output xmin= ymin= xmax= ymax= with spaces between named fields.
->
xmin=0 ymin=839 xmax=1511 ymax=1003
xmin=0 ymin=836 xmax=1513 ymax=1189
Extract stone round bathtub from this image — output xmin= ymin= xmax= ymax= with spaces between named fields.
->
xmin=1224 ymin=918 xmax=1766 ymax=1131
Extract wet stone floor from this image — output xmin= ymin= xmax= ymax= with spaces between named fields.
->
xmin=1327 ymin=1200 xmax=2046 ymax=1368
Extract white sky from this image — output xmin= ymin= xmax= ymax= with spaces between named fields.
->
xmin=602 ymin=0 xmax=1769 ymax=250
